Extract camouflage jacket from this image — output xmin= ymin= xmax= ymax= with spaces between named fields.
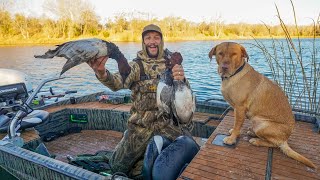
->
xmin=98 ymin=50 xmax=178 ymax=129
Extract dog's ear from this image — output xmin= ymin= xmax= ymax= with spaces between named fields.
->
xmin=240 ymin=45 xmax=249 ymax=62
xmin=208 ymin=46 xmax=217 ymax=61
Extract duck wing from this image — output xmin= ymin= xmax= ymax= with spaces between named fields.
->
xmin=35 ymin=38 xmax=108 ymax=76
xmin=34 ymin=38 xmax=131 ymax=82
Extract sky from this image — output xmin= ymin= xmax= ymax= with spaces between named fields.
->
xmin=10 ymin=0 xmax=320 ymax=25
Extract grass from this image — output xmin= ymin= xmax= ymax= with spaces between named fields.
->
xmin=252 ymin=0 xmax=319 ymax=116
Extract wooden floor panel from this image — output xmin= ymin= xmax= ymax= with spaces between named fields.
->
xmin=180 ymin=111 xmax=320 ymax=180
xmin=44 ymin=130 xmax=123 ymax=163
xmin=191 ymin=156 xmax=265 ymax=179
xmin=271 ymin=120 xmax=320 ymax=180
xmin=179 ymin=171 xmax=213 ymax=180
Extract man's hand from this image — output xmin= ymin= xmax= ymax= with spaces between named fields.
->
xmin=172 ymin=64 xmax=185 ymax=81
xmin=168 ymin=52 xmax=184 ymax=81
xmin=87 ymin=56 xmax=108 ymax=79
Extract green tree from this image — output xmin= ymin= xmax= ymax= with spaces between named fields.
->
xmin=0 ymin=10 xmax=13 ymax=37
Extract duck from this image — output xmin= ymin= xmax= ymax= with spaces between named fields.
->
xmin=34 ymin=38 xmax=131 ymax=83
xmin=156 ymin=50 xmax=196 ymax=125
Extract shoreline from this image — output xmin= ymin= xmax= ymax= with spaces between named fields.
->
xmin=1 ymin=36 xmax=319 ymax=47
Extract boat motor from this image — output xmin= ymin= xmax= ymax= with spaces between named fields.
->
xmin=0 ymin=74 xmax=64 ymax=146
xmin=0 ymin=82 xmax=47 ymax=133
xmin=0 ymin=68 xmax=33 ymax=94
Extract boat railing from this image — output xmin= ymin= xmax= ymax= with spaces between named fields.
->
xmin=8 ymin=77 xmax=65 ymax=141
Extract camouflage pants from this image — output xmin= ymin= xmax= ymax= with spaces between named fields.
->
xmin=109 ymin=115 xmax=191 ymax=176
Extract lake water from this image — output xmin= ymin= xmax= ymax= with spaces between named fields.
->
xmin=0 ymin=39 xmax=319 ymax=108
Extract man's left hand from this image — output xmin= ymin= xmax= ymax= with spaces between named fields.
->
xmin=172 ymin=64 xmax=185 ymax=81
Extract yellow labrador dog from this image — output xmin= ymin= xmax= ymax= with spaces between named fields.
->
xmin=209 ymin=42 xmax=316 ymax=169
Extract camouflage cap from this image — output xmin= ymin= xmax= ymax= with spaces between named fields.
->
xmin=142 ymin=24 xmax=163 ymax=38
xmin=141 ymin=24 xmax=164 ymax=60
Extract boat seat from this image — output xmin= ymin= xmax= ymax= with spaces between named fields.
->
xmin=0 ymin=110 xmax=49 ymax=133
xmin=25 ymin=110 xmax=49 ymax=121
xmin=0 ymin=114 xmax=10 ymax=127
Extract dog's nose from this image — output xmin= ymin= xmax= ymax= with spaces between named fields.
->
xmin=221 ymin=64 xmax=229 ymax=71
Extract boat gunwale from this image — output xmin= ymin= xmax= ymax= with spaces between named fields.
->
xmin=0 ymin=140 xmax=107 ymax=179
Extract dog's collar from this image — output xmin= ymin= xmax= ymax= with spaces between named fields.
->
xmin=221 ymin=62 xmax=246 ymax=81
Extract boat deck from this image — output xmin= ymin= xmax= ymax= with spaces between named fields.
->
xmin=179 ymin=111 xmax=320 ymax=180
xmin=43 ymin=102 xmax=222 ymax=162
xmin=44 ymin=130 xmax=123 ymax=163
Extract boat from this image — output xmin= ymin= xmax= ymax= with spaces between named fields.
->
xmin=0 ymin=69 xmax=319 ymax=180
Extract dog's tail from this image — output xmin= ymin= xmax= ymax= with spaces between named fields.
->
xmin=279 ymin=141 xmax=316 ymax=169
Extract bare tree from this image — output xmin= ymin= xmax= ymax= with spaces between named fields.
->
xmin=209 ymin=15 xmax=224 ymax=38
xmin=316 ymin=13 xmax=320 ymax=36
xmin=14 ymin=14 xmax=29 ymax=39
xmin=43 ymin=0 xmax=98 ymax=38
xmin=0 ymin=0 xmax=14 ymax=11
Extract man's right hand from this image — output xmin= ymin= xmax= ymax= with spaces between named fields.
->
xmin=87 ymin=56 xmax=108 ymax=79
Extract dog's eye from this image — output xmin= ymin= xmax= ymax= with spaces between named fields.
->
xmin=218 ymin=52 xmax=224 ymax=56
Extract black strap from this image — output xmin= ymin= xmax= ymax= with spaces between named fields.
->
xmin=134 ymin=59 xmax=150 ymax=81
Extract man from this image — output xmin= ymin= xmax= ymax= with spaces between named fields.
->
xmin=88 ymin=24 xmax=194 ymax=177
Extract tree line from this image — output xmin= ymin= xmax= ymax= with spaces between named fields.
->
xmin=0 ymin=0 xmax=319 ymax=45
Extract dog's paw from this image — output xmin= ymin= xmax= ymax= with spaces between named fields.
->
xmin=249 ymin=138 xmax=258 ymax=145
xmin=228 ymin=129 xmax=234 ymax=135
xmin=246 ymin=130 xmax=256 ymax=137
xmin=223 ymin=136 xmax=237 ymax=145
xmin=249 ymin=138 xmax=277 ymax=147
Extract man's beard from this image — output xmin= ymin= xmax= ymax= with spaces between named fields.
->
xmin=146 ymin=47 xmax=159 ymax=58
